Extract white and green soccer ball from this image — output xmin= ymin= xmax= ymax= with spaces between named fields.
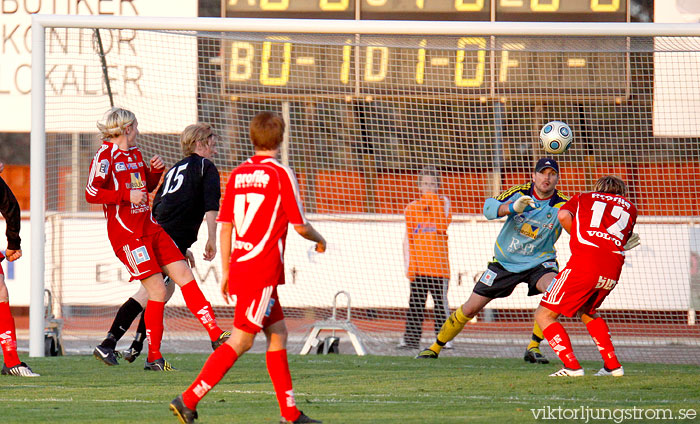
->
xmin=540 ymin=121 xmax=573 ymax=154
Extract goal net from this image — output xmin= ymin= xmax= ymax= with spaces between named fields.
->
xmin=32 ymin=16 xmax=700 ymax=364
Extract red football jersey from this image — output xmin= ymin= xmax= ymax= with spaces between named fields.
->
xmin=85 ymin=142 xmax=163 ymax=251
xmin=218 ymin=156 xmax=307 ymax=292
xmin=561 ymin=192 xmax=638 ymax=280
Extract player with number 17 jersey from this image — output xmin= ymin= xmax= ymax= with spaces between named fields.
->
xmin=217 ymin=156 xmax=307 ymax=294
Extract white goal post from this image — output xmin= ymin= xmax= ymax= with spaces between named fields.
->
xmin=30 ymin=15 xmax=700 ymax=363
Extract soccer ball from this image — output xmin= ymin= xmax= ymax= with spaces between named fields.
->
xmin=539 ymin=121 xmax=573 ymax=154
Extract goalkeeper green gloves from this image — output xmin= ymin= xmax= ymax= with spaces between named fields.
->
xmin=508 ymin=195 xmax=536 ymax=214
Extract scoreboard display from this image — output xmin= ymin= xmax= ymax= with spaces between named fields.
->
xmin=224 ymin=0 xmax=628 ymax=22
xmin=220 ymin=0 xmax=630 ymax=98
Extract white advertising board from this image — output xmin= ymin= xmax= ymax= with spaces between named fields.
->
xmin=653 ymin=0 xmax=700 ymax=137
xmin=0 ymin=0 xmax=197 ymax=133
xmin=3 ymin=216 xmax=692 ymax=311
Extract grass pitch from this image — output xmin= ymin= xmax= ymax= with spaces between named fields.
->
xmin=2 ymin=353 xmax=698 ymax=423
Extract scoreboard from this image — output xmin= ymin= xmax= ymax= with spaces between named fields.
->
xmin=223 ymin=0 xmax=628 ymax=22
xmin=219 ymin=0 xmax=631 ymax=98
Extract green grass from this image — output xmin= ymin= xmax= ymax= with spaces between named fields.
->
xmin=2 ymin=354 xmax=699 ymax=423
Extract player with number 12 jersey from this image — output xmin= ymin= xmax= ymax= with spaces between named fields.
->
xmin=542 ymin=186 xmax=638 ymax=317
xmin=537 ymin=176 xmax=638 ymax=377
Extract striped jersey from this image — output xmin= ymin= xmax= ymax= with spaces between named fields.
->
xmin=85 ymin=142 xmax=163 ymax=251
xmin=217 ymin=155 xmax=307 ymax=292
xmin=404 ymin=192 xmax=451 ymax=279
xmin=483 ymin=182 xmax=568 ymax=273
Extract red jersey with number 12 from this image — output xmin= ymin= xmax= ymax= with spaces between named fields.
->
xmin=218 ymin=156 xmax=307 ymax=293
xmin=561 ymin=192 xmax=637 ymax=280
xmin=85 ymin=142 xmax=163 ymax=251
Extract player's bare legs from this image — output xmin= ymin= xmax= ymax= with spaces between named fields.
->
xmin=524 ymin=272 xmax=558 ymax=365
xmin=417 ymin=292 xmax=491 ymax=358
xmin=161 ymin=260 xmax=226 ymax=346
xmin=534 ymin=305 xmax=583 ymax=376
xmin=264 ymin=319 xmax=288 ymax=351
xmin=0 ymin=278 xmax=9 ymax=303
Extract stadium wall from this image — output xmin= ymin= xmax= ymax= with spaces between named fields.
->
xmin=1 ymin=216 xmax=693 ymax=312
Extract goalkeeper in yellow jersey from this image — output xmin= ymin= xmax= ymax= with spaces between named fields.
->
xmin=417 ymin=158 xmax=566 ymax=362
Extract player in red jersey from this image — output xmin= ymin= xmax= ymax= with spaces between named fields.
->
xmin=86 ymin=108 xmax=227 ymax=371
xmin=170 ymin=112 xmax=327 ymax=424
xmin=535 ymin=175 xmax=640 ymax=377
xmin=92 ymin=123 xmax=228 ymax=366
xmin=0 ymin=162 xmax=39 ymax=377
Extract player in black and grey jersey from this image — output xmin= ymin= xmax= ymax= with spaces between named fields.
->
xmin=93 ymin=123 xmax=229 ymax=367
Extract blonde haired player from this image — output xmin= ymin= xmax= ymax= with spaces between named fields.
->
xmin=93 ymin=122 xmax=229 ymax=365
xmin=86 ymin=108 xmax=227 ymax=370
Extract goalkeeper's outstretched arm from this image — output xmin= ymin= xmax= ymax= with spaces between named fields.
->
xmin=294 ymin=223 xmax=327 ymax=253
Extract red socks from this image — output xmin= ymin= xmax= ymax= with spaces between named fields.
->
xmin=543 ymin=322 xmax=582 ymax=370
xmin=0 ymin=301 xmax=20 ymax=367
xmin=182 ymin=343 xmax=238 ymax=409
xmin=586 ymin=317 xmax=622 ymax=370
xmin=144 ymin=300 xmax=165 ymax=362
xmin=267 ymin=349 xmax=301 ymax=422
xmin=181 ymin=280 xmax=222 ymax=342
xmin=180 ymin=345 xmax=300 ymax=421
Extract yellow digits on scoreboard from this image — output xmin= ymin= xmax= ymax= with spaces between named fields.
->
xmin=261 ymin=41 xmax=291 ymax=85
xmin=455 ymin=37 xmax=486 ymax=87
xmin=365 ymin=46 xmax=389 ymax=82
xmin=229 ymin=42 xmax=254 ymax=82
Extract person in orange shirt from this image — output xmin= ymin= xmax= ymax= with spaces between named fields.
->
xmin=398 ymin=167 xmax=452 ymax=350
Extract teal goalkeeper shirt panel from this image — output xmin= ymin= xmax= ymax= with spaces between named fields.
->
xmin=482 ymin=182 xmax=568 ymax=273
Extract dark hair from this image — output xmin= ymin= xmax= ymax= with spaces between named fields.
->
xmin=250 ymin=112 xmax=285 ymax=151
xmin=594 ymin=175 xmax=627 ymax=196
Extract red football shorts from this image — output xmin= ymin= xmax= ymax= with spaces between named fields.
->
xmin=114 ymin=229 xmax=184 ymax=282
xmin=233 ymin=285 xmax=284 ymax=334
xmin=540 ymin=267 xmax=615 ymax=317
